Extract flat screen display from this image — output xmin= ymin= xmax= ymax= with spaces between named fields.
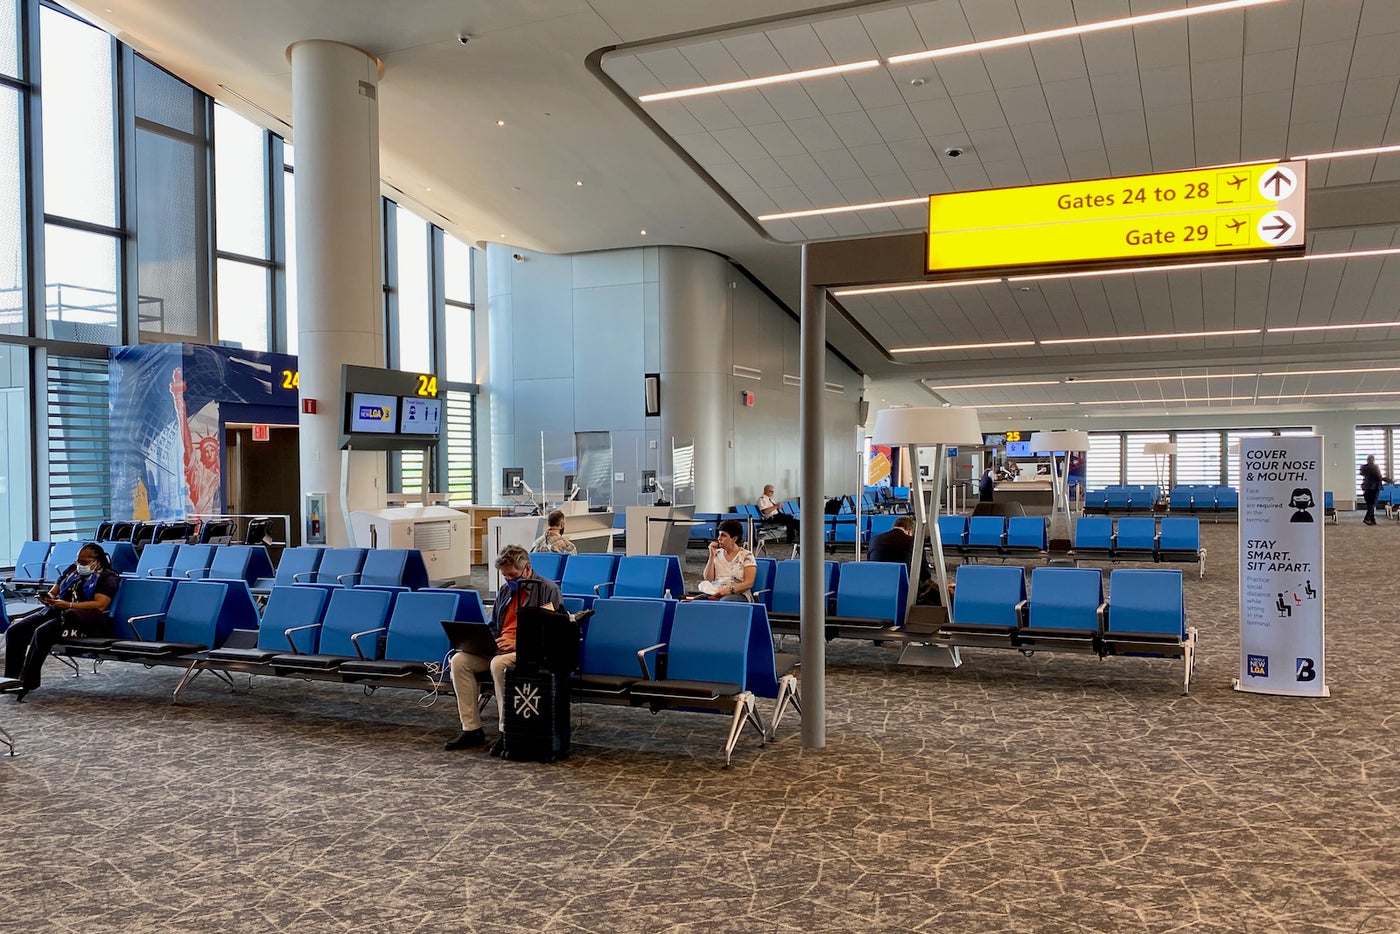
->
xmin=348 ymin=392 xmax=398 ymax=434
xmin=399 ymin=396 xmax=442 ymax=435
xmin=1005 ymin=441 xmax=1031 ymax=457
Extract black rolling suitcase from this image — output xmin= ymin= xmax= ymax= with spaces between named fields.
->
xmin=497 ymin=600 xmax=580 ymax=762
xmin=499 ymin=667 xmax=571 ymax=761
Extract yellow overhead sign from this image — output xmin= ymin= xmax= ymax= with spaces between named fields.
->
xmin=926 ymin=161 xmax=1306 ymax=274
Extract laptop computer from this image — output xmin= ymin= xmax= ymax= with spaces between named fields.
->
xmin=440 ymin=620 xmax=499 ymax=658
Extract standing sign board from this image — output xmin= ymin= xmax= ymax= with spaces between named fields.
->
xmin=1236 ymin=436 xmax=1328 ymax=696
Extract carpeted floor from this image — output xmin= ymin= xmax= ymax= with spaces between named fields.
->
xmin=1 ymin=516 xmax=1397 ymax=932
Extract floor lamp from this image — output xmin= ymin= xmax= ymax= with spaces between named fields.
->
xmin=1030 ymin=430 xmax=1090 ymax=551
xmin=1143 ymin=441 xmax=1177 ymax=508
xmin=873 ymin=406 xmax=983 ymax=667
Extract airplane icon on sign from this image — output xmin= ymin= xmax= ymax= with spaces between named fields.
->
xmin=1227 ymin=174 xmax=1247 ymax=190
xmin=1226 ymin=217 xmax=1246 ymax=233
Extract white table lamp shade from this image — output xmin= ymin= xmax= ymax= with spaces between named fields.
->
xmin=1143 ymin=441 xmax=1178 ymax=455
xmin=1029 ymin=429 xmax=1090 ymax=454
xmin=872 ymin=406 xmax=982 ymax=446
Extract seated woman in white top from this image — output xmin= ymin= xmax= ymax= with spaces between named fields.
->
xmin=698 ymin=519 xmax=756 ymax=602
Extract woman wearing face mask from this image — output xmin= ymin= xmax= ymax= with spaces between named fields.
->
xmin=3 ymin=543 xmax=121 ymax=701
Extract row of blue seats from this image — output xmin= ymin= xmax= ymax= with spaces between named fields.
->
xmin=47 ymin=576 xmax=794 ymax=766
xmin=1163 ymin=485 xmax=1240 ymax=516
xmin=1072 ymin=517 xmax=1205 ymax=577
xmin=1083 ymin=485 xmax=1163 ymax=513
xmin=527 ymin=553 xmax=685 ymax=609
xmin=937 ymin=515 xmax=1048 ymax=561
xmin=7 ymin=541 xmax=433 ymax=593
xmin=945 ymin=564 xmax=1197 ymax=693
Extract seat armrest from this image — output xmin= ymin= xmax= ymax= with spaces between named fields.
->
xmin=752 ymin=587 xmax=771 ymax=602
xmin=184 ymin=569 xmax=208 ymax=580
xmin=337 ymin=572 xmax=363 ymax=586
xmin=126 ymin=611 xmax=167 ymax=642
xmin=636 ymin=642 xmax=665 ymax=680
xmin=594 ymin=582 xmax=614 ymax=597
xmin=282 ymin=623 xmax=321 ymax=654
xmin=350 ymin=626 xmax=389 ymax=659
xmin=291 ymin=570 xmax=316 ymax=583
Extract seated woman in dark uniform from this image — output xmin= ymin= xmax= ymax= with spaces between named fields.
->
xmin=3 ymin=543 xmax=121 ymax=701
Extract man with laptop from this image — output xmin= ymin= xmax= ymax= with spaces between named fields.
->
xmin=444 ymin=545 xmax=563 ymax=750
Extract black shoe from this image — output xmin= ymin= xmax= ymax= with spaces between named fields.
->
xmin=488 ymin=738 xmax=506 ymax=758
xmin=12 ymin=688 xmax=27 ymax=703
xmin=443 ymin=728 xmax=486 ymax=750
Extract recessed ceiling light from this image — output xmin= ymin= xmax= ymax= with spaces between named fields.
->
xmin=639 ymin=229 xmax=647 ymax=236
xmin=496 ymin=119 xmax=506 ymax=127
xmin=638 ymin=60 xmax=881 ymax=103
xmin=1267 ymin=321 xmax=1400 ymax=334
xmin=974 ymin=402 xmax=1078 ymax=409
xmin=1040 ymin=328 xmax=1260 ymax=346
xmin=425 ymin=186 xmax=432 ymax=191
xmin=833 ymin=277 xmax=1001 ymax=297
xmin=888 ymin=0 xmax=1279 ymax=65
xmin=892 ymin=340 xmax=1036 ymax=353
xmin=575 ymin=180 xmax=583 ymax=186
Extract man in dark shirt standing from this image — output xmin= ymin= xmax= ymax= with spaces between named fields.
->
xmin=868 ymin=516 xmax=938 ymax=605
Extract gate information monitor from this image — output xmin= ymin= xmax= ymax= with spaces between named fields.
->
xmin=927 ymin=160 xmax=1306 ymax=275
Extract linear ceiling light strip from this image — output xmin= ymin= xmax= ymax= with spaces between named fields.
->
xmin=638 ymin=60 xmax=880 ymax=102
xmin=888 ymin=0 xmax=1278 ymax=65
xmin=891 ymin=340 xmax=1035 ymax=353
xmin=1040 ymin=328 xmax=1260 ymax=346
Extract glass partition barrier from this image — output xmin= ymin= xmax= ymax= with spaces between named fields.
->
xmin=575 ymin=430 xmax=612 ymax=510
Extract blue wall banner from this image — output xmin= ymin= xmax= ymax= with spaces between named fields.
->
xmin=1235 ymin=435 xmax=1328 ymax=697
xmin=109 ymin=344 xmax=298 ymax=521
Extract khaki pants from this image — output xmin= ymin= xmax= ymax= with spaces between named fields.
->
xmin=449 ymin=650 xmax=516 ymax=732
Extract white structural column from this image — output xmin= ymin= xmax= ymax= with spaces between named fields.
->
xmin=289 ymin=40 xmax=386 ymax=546
xmin=798 ymin=244 xmax=825 ymax=749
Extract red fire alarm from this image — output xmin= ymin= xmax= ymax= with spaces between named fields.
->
xmin=741 ymin=390 xmax=755 ymax=407
xmin=302 ymin=398 xmax=317 ymax=415
xmin=252 ymin=424 xmax=270 ymax=442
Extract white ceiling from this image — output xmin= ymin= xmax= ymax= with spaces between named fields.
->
xmin=78 ymin=0 xmax=1400 ymax=418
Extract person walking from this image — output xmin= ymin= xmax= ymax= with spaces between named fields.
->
xmin=1359 ymin=454 xmax=1385 ymax=525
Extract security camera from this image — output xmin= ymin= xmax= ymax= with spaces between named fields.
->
xmin=511 ymin=253 xmax=524 ymax=262
xmin=1065 ymin=376 xmax=1077 ymax=382
xmin=943 ymin=147 xmax=964 ymax=158
xmin=456 ymin=33 xmax=471 ymax=45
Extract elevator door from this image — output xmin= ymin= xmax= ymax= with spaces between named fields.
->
xmin=227 ymin=426 xmax=302 ymax=546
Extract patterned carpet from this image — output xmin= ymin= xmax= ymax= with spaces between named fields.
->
xmin=1 ymin=517 xmax=1397 ymax=932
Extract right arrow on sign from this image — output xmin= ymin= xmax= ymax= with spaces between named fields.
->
xmin=1259 ymin=211 xmax=1296 ymax=243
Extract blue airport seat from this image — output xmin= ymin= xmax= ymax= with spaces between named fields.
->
xmin=628 ymin=600 xmax=760 ymax=767
xmin=769 ymin=559 xmax=838 ymax=621
xmin=744 ymin=603 xmax=800 ymax=739
xmin=943 ymin=564 xmax=1027 ymax=645
xmin=867 ymin=514 xmax=900 ymax=539
xmin=560 ymin=553 xmax=621 ymax=610
xmin=206 ymin=584 xmax=332 ymax=663
xmin=54 ymin=576 xmax=177 ymax=653
xmin=129 ymin=542 xmax=180 ymax=579
xmin=936 ymin=515 xmax=967 ymax=556
xmin=193 ymin=545 xmax=275 ymax=587
xmin=160 ymin=543 xmax=218 ymax=580
xmin=597 ymin=555 xmax=672 ymax=600
xmin=1083 ymin=489 xmax=1108 ymax=513
xmin=575 ymin=597 xmax=669 ymax=698
xmin=1158 ymin=518 xmax=1205 ymax=578
xmin=1168 ymin=488 xmax=1195 ymax=513
xmin=339 ymin=590 xmax=477 ymax=678
xmin=254 ymin=546 xmax=323 ymax=593
xmin=529 ymin=551 xmax=568 ymax=585
xmin=349 ymin=548 xmax=430 ymax=590
xmin=750 ymin=557 xmax=776 ymax=608
xmin=7 ymin=541 xmax=51 ymax=588
xmin=1072 ymin=516 xmax=1114 ymax=561
xmin=962 ymin=516 xmax=1006 ymax=561
xmin=305 ymin=547 xmax=369 ymax=586
xmin=1003 ymin=517 xmax=1048 ymax=556
xmin=1104 ymin=568 xmax=1196 ymax=693
xmin=1023 ymin=567 xmax=1103 ymax=651
xmin=830 ymin=561 xmax=908 ymax=630
xmin=108 ymin=580 xmax=254 ymax=658
xmin=1113 ymin=517 xmax=1158 ymax=559
xmin=269 ymin=587 xmax=395 ymax=671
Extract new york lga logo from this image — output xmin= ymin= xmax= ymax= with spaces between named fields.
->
xmin=513 ymin=683 xmax=541 ymax=718
xmin=1247 ymin=654 xmax=1269 ymax=677
xmin=358 ymin=405 xmax=391 ymax=421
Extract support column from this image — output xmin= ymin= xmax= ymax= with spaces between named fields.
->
xmin=799 ymin=244 xmax=825 ymax=749
xmin=288 ymin=40 xmax=386 ymax=546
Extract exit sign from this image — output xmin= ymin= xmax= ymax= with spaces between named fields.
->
xmin=252 ymin=424 xmax=270 ymax=442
